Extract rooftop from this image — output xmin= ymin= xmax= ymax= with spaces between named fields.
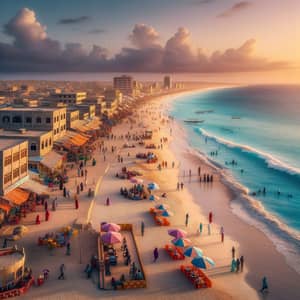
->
xmin=0 ymin=138 xmax=27 ymax=150
xmin=0 ymin=107 xmax=65 ymax=112
xmin=0 ymin=130 xmax=51 ymax=138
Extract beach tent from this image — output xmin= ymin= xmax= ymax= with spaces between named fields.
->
xmin=184 ymin=246 xmax=203 ymax=258
xmin=101 ymin=231 xmax=122 ymax=244
xmin=191 ymin=256 xmax=215 ymax=269
xmin=171 ymin=238 xmax=192 ymax=248
xmin=101 ymin=223 xmax=121 ymax=232
xmin=168 ymin=228 xmax=187 ymax=239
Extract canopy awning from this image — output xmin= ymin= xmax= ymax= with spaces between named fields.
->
xmin=20 ymin=178 xmax=49 ymax=195
xmin=71 ymin=118 xmax=101 ymax=133
xmin=55 ymin=130 xmax=90 ymax=149
xmin=40 ymin=151 xmax=63 ymax=171
xmin=4 ymin=188 xmax=30 ymax=206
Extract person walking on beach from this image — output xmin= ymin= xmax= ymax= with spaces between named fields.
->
xmin=141 ymin=221 xmax=145 ymax=237
xmin=185 ymin=213 xmax=189 ymax=227
xmin=232 ymin=246 xmax=235 ymax=258
xmin=207 ymin=223 xmax=211 ymax=235
xmin=106 ymin=197 xmax=110 ymax=206
xmin=260 ymin=276 xmax=268 ymax=293
xmin=44 ymin=200 xmax=48 ymax=211
xmin=52 ymin=198 xmax=57 ymax=211
xmin=236 ymin=258 xmax=240 ymax=272
xmin=209 ymin=211 xmax=213 ymax=224
xmin=75 ymin=196 xmax=79 ymax=210
xmin=198 ymin=166 xmax=201 ymax=176
xmin=220 ymin=226 xmax=224 ymax=243
xmin=58 ymin=264 xmax=65 ymax=280
xmin=240 ymin=256 xmax=244 ymax=272
xmin=231 ymin=258 xmax=237 ymax=272
xmin=180 ymin=182 xmax=184 ymax=190
xmin=45 ymin=210 xmax=50 ymax=221
xmin=153 ymin=248 xmax=159 ymax=262
xmin=199 ymin=222 xmax=203 ymax=235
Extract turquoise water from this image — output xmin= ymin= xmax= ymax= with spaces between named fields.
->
xmin=170 ymin=85 xmax=300 ymax=233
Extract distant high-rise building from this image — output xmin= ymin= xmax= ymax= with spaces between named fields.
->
xmin=113 ymin=75 xmax=133 ymax=95
xmin=163 ymin=76 xmax=172 ymax=89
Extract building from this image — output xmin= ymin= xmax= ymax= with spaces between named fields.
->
xmin=104 ymin=89 xmax=122 ymax=108
xmin=0 ymin=107 xmax=67 ymax=141
xmin=163 ymin=75 xmax=172 ymax=89
xmin=0 ymin=129 xmax=53 ymax=157
xmin=66 ymin=108 xmax=80 ymax=129
xmin=113 ymin=75 xmax=133 ymax=95
xmin=48 ymin=92 xmax=87 ymax=105
xmin=0 ymin=139 xmax=28 ymax=195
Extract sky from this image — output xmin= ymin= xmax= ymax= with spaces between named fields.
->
xmin=0 ymin=0 xmax=299 ymax=81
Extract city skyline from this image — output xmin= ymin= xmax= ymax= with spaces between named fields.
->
xmin=0 ymin=0 xmax=299 ymax=82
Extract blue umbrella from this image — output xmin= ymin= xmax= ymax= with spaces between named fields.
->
xmin=148 ymin=182 xmax=159 ymax=190
xmin=171 ymin=238 xmax=192 ymax=248
xmin=184 ymin=246 xmax=203 ymax=258
xmin=155 ymin=204 xmax=169 ymax=210
xmin=191 ymin=256 xmax=215 ymax=269
xmin=149 ymin=195 xmax=155 ymax=201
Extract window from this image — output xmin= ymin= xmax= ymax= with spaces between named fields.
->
xmin=46 ymin=117 xmax=51 ymax=124
xmin=49 ymin=138 xmax=52 ymax=146
xmin=41 ymin=141 xmax=44 ymax=149
xmin=61 ymin=126 xmax=63 ymax=131
xmin=12 ymin=115 xmax=22 ymax=123
xmin=13 ymin=168 xmax=19 ymax=178
xmin=13 ymin=152 xmax=19 ymax=162
xmin=20 ymin=164 xmax=27 ymax=174
xmin=4 ymin=156 xmax=12 ymax=166
xmin=20 ymin=148 xmax=27 ymax=158
xmin=45 ymin=140 xmax=48 ymax=147
xmin=30 ymin=143 xmax=37 ymax=151
xmin=2 ymin=116 xmax=10 ymax=123
xmin=25 ymin=117 xmax=32 ymax=123
xmin=36 ymin=117 xmax=41 ymax=123
xmin=53 ymin=129 xmax=56 ymax=135
xmin=4 ymin=173 xmax=12 ymax=184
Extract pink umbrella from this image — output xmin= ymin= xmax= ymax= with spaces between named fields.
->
xmin=101 ymin=231 xmax=122 ymax=244
xmin=101 ymin=223 xmax=121 ymax=232
xmin=168 ymin=228 xmax=187 ymax=239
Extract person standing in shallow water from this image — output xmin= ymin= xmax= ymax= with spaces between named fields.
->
xmin=153 ymin=248 xmax=159 ymax=262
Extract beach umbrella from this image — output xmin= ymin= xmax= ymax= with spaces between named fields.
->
xmin=191 ymin=256 xmax=215 ymax=269
xmin=157 ymin=210 xmax=174 ymax=217
xmin=184 ymin=246 xmax=203 ymax=258
xmin=101 ymin=231 xmax=122 ymax=244
xmin=168 ymin=228 xmax=187 ymax=239
xmin=148 ymin=182 xmax=160 ymax=190
xmin=171 ymin=238 xmax=192 ymax=248
xmin=149 ymin=195 xmax=155 ymax=201
xmin=155 ymin=203 xmax=169 ymax=210
xmin=101 ymin=223 xmax=121 ymax=232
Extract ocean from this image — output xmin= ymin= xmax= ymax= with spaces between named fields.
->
xmin=169 ymin=85 xmax=300 ymax=271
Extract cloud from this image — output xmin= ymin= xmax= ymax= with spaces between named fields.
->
xmin=88 ymin=29 xmax=105 ymax=34
xmin=58 ymin=16 xmax=90 ymax=25
xmin=0 ymin=8 xmax=290 ymax=73
xmin=129 ymin=24 xmax=160 ymax=49
xmin=217 ymin=1 xmax=251 ymax=18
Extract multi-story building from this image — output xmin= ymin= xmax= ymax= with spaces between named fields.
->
xmin=0 ymin=129 xmax=53 ymax=157
xmin=113 ymin=75 xmax=133 ymax=95
xmin=0 ymin=107 xmax=67 ymax=141
xmin=66 ymin=108 xmax=80 ymax=129
xmin=48 ymin=92 xmax=87 ymax=105
xmin=104 ymin=89 xmax=122 ymax=108
xmin=163 ymin=75 xmax=172 ymax=89
xmin=0 ymin=139 xmax=28 ymax=195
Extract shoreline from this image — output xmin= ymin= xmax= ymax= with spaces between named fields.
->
xmin=161 ymin=89 xmax=300 ymax=299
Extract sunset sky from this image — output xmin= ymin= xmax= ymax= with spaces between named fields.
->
xmin=0 ymin=0 xmax=299 ymax=81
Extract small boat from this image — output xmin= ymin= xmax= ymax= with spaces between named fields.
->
xmin=232 ymin=116 xmax=241 ymax=119
xmin=184 ymin=119 xmax=205 ymax=124
xmin=195 ymin=110 xmax=214 ymax=114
